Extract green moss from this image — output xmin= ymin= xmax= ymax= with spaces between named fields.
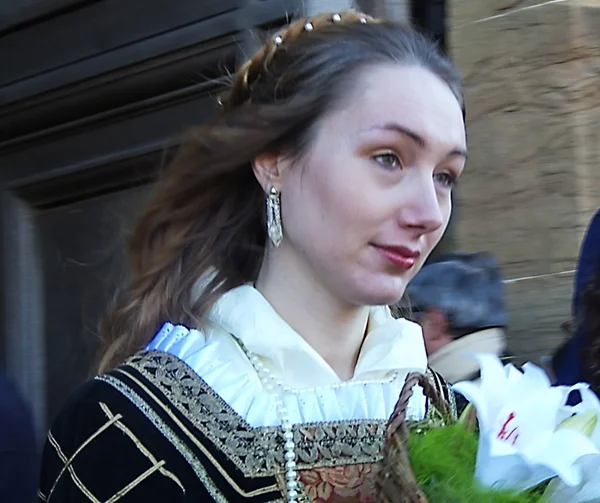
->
xmin=407 ymin=425 xmax=546 ymax=503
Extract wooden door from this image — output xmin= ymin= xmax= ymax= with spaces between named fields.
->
xmin=0 ymin=0 xmax=297 ymax=436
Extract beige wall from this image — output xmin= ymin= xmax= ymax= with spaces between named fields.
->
xmin=448 ymin=0 xmax=600 ymax=363
xmin=355 ymin=0 xmax=410 ymax=20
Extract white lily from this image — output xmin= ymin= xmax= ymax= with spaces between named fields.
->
xmin=544 ymin=386 xmax=600 ymax=503
xmin=453 ymin=354 xmax=599 ymax=492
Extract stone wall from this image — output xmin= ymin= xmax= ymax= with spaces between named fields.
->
xmin=447 ymin=0 xmax=600 ymax=363
xmin=356 ymin=0 xmax=410 ymax=20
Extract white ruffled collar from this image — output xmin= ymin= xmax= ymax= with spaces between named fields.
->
xmin=147 ymin=323 xmax=427 ymax=426
xmin=206 ymin=285 xmax=427 ymax=387
xmin=146 ymin=285 xmax=428 ymax=426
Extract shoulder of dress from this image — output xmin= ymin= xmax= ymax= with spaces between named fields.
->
xmin=55 ymin=375 xmax=119 ymax=414
xmin=46 ymin=348 xmax=200 ymax=430
xmin=44 ymin=370 xmax=143 ymax=436
xmin=40 ymin=374 xmax=188 ymax=502
xmin=145 ymin=321 xmax=240 ymax=357
xmin=146 ymin=322 xmax=207 ymax=351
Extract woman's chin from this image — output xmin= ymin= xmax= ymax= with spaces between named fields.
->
xmin=349 ymin=280 xmax=408 ymax=307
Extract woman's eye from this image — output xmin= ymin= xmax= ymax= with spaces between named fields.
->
xmin=435 ymin=172 xmax=458 ymax=188
xmin=373 ymin=152 xmax=402 ymax=169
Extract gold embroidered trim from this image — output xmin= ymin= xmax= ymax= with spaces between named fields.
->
xmin=110 ymin=370 xmax=280 ymax=498
xmin=275 ymin=473 xmax=310 ymax=503
xmin=122 ymin=351 xmax=389 ymax=477
xmin=97 ymin=374 xmax=230 ymax=503
xmin=46 ymin=402 xmax=187 ymax=503
xmin=448 ymin=384 xmax=458 ymax=420
xmin=425 ymin=368 xmax=458 ymax=421
xmin=47 ymin=432 xmax=101 ymax=503
xmin=99 ymin=373 xmax=280 ymax=500
xmin=99 ymin=402 xmax=185 ymax=493
xmin=46 ymin=408 xmax=122 ymax=502
xmin=106 ymin=462 xmax=166 ymax=503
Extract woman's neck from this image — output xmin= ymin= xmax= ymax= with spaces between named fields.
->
xmin=255 ymin=248 xmax=370 ymax=381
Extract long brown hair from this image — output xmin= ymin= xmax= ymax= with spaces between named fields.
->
xmin=98 ymin=10 xmax=464 ymax=372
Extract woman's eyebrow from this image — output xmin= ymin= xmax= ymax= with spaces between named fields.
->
xmin=363 ymin=122 xmax=468 ymax=159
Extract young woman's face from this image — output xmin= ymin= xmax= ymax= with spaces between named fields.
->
xmin=278 ymin=64 xmax=467 ymax=306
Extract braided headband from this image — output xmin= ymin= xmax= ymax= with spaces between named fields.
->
xmin=219 ymin=10 xmax=378 ymax=110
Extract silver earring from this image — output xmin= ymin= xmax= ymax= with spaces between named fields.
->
xmin=266 ymin=186 xmax=283 ymax=247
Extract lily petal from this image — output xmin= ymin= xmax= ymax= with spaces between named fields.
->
xmin=453 ymin=353 xmax=600 ymax=494
xmin=452 ymin=380 xmax=493 ymax=430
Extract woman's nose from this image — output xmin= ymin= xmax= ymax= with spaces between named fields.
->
xmin=398 ymin=174 xmax=445 ymax=233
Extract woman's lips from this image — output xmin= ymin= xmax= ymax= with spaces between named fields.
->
xmin=374 ymin=245 xmax=420 ymax=270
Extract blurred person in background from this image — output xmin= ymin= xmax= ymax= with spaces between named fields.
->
xmin=0 ymin=369 xmax=37 ymax=502
xmin=553 ymin=210 xmax=600 ymax=393
xmin=400 ymin=252 xmax=508 ymax=384
xmin=580 ymin=265 xmax=600 ymax=397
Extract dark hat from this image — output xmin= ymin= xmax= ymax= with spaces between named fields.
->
xmin=402 ymin=252 xmax=508 ymax=331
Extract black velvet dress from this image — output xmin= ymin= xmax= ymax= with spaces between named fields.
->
xmin=38 ymin=351 xmax=459 ymax=503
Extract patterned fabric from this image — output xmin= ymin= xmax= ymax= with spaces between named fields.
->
xmin=299 ymin=464 xmax=377 ymax=503
xmin=39 ymin=351 xmax=458 ymax=502
xmin=38 ymin=352 xmax=283 ymax=503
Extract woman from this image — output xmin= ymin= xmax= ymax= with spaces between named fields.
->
xmin=39 ymin=10 xmax=467 ymax=503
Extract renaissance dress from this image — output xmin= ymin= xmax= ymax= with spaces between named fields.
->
xmin=38 ymin=285 xmax=457 ymax=503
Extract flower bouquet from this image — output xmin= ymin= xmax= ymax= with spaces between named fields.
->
xmin=376 ymin=355 xmax=600 ymax=503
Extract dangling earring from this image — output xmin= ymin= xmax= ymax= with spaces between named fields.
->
xmin=266 ymin=186 xmax=283 ymax=247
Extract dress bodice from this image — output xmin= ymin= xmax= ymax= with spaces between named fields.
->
xmin=139 ymin=285 xmax=432 ymax=502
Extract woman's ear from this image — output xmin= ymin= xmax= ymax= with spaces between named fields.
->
xmin=252 ymin=152 xmax=283 ymax=193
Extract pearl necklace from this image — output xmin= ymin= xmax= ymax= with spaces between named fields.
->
xmin=237 ymin=339 xmax=400 ymax=503
xmin=243 ymin=347 xmax=300 ymax=502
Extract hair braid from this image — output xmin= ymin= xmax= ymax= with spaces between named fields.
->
xmin=223 ymin=10 xmax=377 ymax=110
